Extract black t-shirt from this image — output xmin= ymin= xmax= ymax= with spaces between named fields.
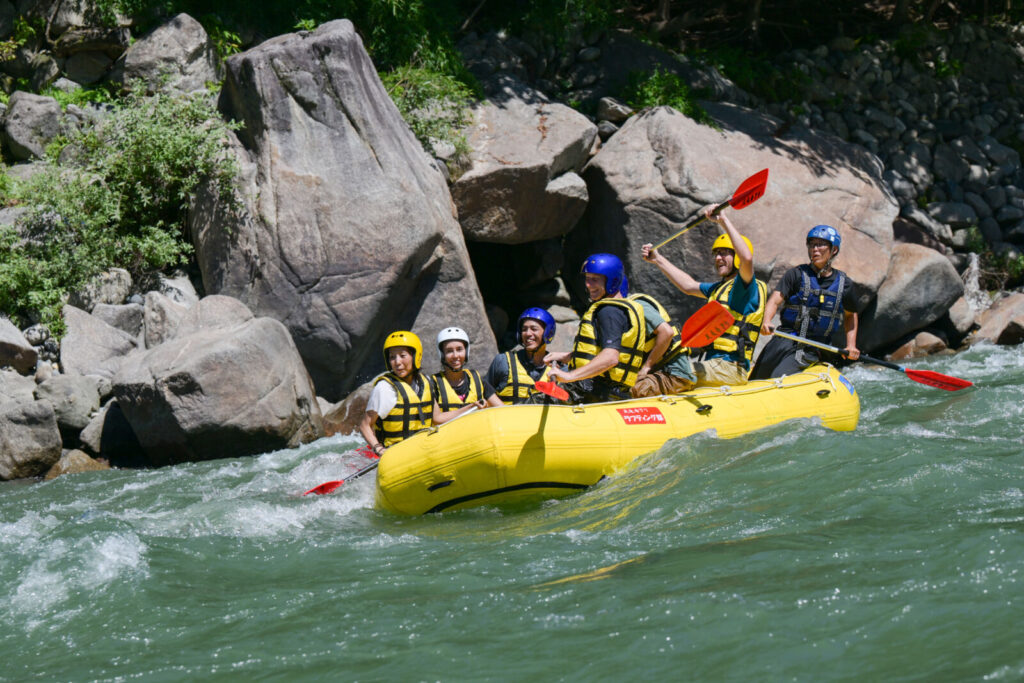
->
xmin=485 ymin=349 xmax=548 ymax=389
xmin=592 ymin=304 xmax=630 ymax=351
xmin=775 ymin=266 xmax=858 ymax=327
xmin=442 ymin=372 xmax=496 ymax=402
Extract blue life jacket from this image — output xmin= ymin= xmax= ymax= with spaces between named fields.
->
xmin=780 ymin=265 xmax=846 ymax=340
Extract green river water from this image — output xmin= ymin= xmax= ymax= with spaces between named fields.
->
xmin=2 ymin=344 xmax=1022 ymax=681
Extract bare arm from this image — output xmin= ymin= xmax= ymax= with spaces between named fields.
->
xmin=543 ymin=350 xmax=572 ymax=365
xmin=711 ymin=207 xmax=754 ymax=284
xmin=843 ymin=311 xmax=860 ymax=360
xmin=358 ymin=410 xmax=383 ymax=452
xmin=760 ymin=290 xmax=785 ymax=335
xmin=433 ymin=399 xmax=487 ymax=425
xmin=546 ymin=346 xmax=620 ymax=383
xmin=640 ymin=321 xmax=674 ymax=376
xmin=641 ymin=243 xmax=703 ymax=296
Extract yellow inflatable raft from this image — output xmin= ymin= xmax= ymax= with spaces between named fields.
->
xmin=375 ymin=364 xmax=859 ymax=515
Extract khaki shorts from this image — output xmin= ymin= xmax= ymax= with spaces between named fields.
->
xmin=693 ymin=358 xmax=748 ymax=387
xmin=630 ymin=371 xmax=695 ymax=398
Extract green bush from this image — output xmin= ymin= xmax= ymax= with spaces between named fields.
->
xmin=622 ymin=67 xmax=715 ymax=126
xmin=695 ymin=46 xmax=809 ymax=104
xmin=381 ymin=65 xmax=474 ymax=172
xmin=0 ymin=87 xmax=239 ymax=333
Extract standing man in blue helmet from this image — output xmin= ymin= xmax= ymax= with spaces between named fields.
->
xmin=751 ymin=225 xmax=861 ymax=379
xmin=544 ymin=253 xmax=646 ymax=402
xmin=486 ymin=308 xmax=560 ymax=404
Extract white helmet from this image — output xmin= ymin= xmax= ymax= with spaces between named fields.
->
xmin=436 ymin=326 xmax=471 ymax=364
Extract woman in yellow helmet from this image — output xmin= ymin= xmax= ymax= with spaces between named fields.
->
xmin=358 ymin=331 xmax=433 ymax=456
xmin=641 ymin=205 xmax=768 ymax=387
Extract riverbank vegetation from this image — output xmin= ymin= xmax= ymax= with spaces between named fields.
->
xmin=3 ymin=1 xmax=1024 ymax=332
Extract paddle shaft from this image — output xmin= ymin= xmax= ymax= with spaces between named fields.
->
xmin=652 ymin=202 xmax=726 ymax=252
xmin=771 ymin=330 xmax=895 ymax=366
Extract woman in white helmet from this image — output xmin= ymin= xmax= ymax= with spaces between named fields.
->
xmin=430 ymin=326 xmax=502 ymax=425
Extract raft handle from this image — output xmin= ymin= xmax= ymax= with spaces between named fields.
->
xmin=696 ymin=404 xmax=712 ymax=415
xmin=428 ymin=479 xmax=454 ymax=492
xmin=816 ymin=389 xmax=831 ymax=398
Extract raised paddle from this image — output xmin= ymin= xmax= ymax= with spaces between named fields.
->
xmin=772 ymin=330 xmax=973 ymax=391
xmin=653 ymin=168 xmax=769 ymax=252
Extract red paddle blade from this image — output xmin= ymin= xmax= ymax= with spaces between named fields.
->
xmin=904 ymin=368 xmax=973 ymax=391
xmin=534 ymin=381 xmax=570 ymax=401
xmin=727 ymin=168 xmax=768 ymax=210
xmin=678 ymin=301 xmax=735 ymax=348
xmin=303 ymin=479 xmax=345 ymax=496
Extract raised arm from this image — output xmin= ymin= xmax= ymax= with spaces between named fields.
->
xmin=641 ymin=243 xmax=703 ymax=296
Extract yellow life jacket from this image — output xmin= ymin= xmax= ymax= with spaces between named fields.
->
xmin=496 ymin=350 xmax=551 ymax=405
xmin=570 ymin=297 xmax=646 ymax=389
xmin=706 ymin=277 xmax=769 ymax=365
xmin=374 ymin=372 xmax=433 ymax=447
xmin=628 ymin=293 xmax=687 ymax=370
xmin=429 ymin=369 xmax=486 ymax=412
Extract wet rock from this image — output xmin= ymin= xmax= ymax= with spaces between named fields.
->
xmin=44 ymin=449 xmax=110 ymax=480
xmin=971 ymin=292 xmax=1024 ymax=345
xmin=322 ymin=381 xmax=373 ymax=437
xmin=0 ymin=399 xmax=62 ymax=480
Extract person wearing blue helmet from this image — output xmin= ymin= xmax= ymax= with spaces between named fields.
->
xmin=641 ymin=205 xmax=768 ymax=387
xmin=486 ymin=308 xmax=561 ymax=404
xmin=543 ymin=253 xmax=646 ymax=402
xmin=750 ymin=224 xmax=861 ymax=379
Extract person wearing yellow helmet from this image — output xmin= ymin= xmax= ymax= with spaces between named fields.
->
xmin=358 ymin=331 xmax=433 ymax=455
xmin=641 ymin=204 xmax=768 ymax=387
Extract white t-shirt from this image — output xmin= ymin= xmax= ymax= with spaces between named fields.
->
xmin=365 ymin=380 xmax=398 ymax=418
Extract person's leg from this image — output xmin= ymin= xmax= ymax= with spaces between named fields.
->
xmin=693 ymin=358 xmax=747 ymax=387
xmin=629 ymin=371 xmax=695 ymax=398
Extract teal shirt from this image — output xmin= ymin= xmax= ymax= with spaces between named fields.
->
xmin=636 ymin=299 xmax=696 ymax=382
xmin=699 ymin=275 xmax=761 ymax=368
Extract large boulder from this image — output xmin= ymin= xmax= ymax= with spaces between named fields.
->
xmin=1 ymin=91 xmax=62 ymax=161
xmin=858 ymin=243 xmax=964 ymax=351
xmin=60 ymin=305 xmax=139 ymax=379
xmin=34 ymin=374 xmax=102 ymax=443
xmin=0 ymin=399 xmax=62 ymax=480
xmin=971 ymin=292 xmax=1024 ymax=345
xmin=451 ymin=76 xmax=597 ymax=244
xmin=110 ymin=13 xmax=219 ymax=94
xmin=0 ymin=317 xmax=37 ymax=374
xmin=44 ymin=449 xmax=110 ymax=480
xmin=78 ymin=400 xmax=144 ymax=467
xmin=113 ymin=310 xmax=323 ymax=466
xmin=190 ymin=20 xmax=495 ymax=400
xmin=564 ymin=104 xmax=897 ymax=326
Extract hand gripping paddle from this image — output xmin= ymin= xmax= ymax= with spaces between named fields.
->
xmin=772 ymin=330 xmax=973 ymax=391
xmin=653 ymin=168 xmax=769 ymax=252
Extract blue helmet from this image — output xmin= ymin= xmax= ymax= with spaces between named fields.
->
xmin=807 ymin=225 xmax=841 ymax=251
xmin=516 ymin=307 xmax=556 ymax=345
xmin=581 ymin=253 xmax=625 ymax=297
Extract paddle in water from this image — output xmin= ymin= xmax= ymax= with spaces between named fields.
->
xmin=772 ymin=330 xmax=973 ymax=391
xmin=532 ymin=301 xmax=735 ymax=401
xmin=302 ymin=447 xmax=381 ymax=496
xmin=653 ymin=168 xmax=769 ymax=252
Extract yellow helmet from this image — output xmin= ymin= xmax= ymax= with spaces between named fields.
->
xmin=711 ymin=233 xmax=754 ymax=270
xmin=382 ymin=330 xmax=422 ymax=370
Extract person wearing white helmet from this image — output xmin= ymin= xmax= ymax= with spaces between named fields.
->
xmin=430 ymin=326 xmax=502 ymax=425
xmin=641 ymin=204 xmax=768 ymax=387
xmin=750 ymin=224 xmax=860 ymax=379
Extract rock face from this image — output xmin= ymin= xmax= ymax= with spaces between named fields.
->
xmin=60 ymin=305 xmax=139 ymax=380
xmin=33 ymin=374 xmax=102 ymax=443
xmin=111 ymin=13 xmax=219 ymax=93
xmin=190 ymin=19 xmax=495 ymax=400
xmin=451 ymin=76 xmax=597 ymax=244
xmin=113 ymin=302 xmax=323 ymax=466
xmin=858 ymin=243 xmax=965 ymax=350
xmin=1 ymin=91 xmax=62 ymax=161
xmin=564 ymin=104 xmax=897 ymax=333
xmin=0 ymin=399 xmax=62 ymax=480
xmin=0 ymin=317 xmax=37 ymax=374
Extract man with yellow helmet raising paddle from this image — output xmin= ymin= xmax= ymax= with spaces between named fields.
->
xmin=641 ymin=205 xmax=768 ymax=387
